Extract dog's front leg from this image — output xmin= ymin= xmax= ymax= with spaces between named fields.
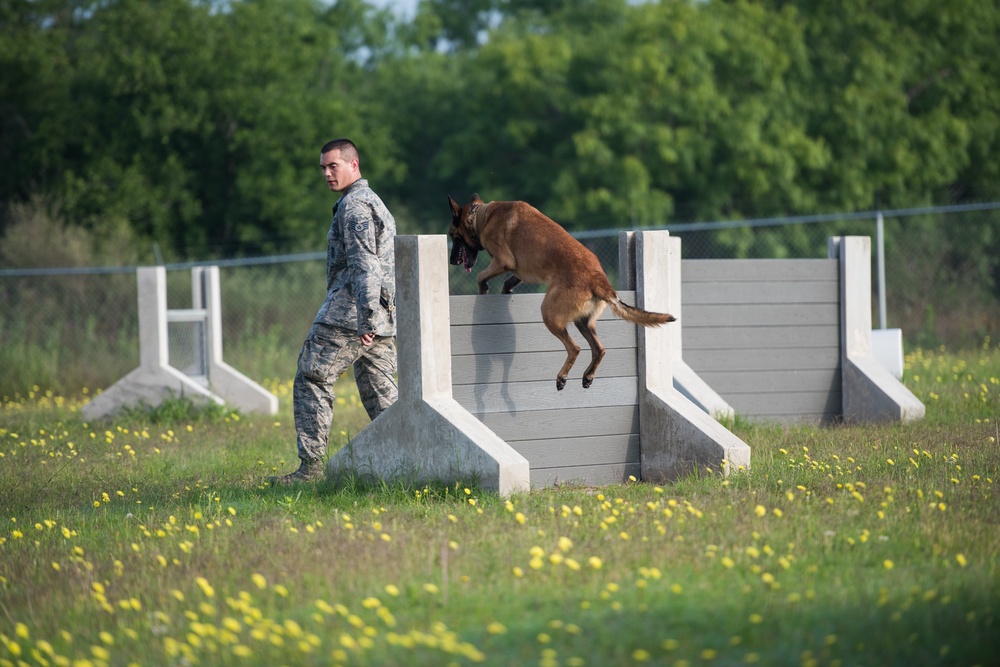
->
xmin=501 ymin=275 xmax=522 ymax=294
xmin=476 ymin=259 xmax=509 ymax=295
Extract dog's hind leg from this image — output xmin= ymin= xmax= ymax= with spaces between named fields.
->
xmin=542 ymin=298 xmax=580 ymax=391
xmin=501 ymin=275 xmax=522 ymax=294
xmin=574 ymin=315 xmax=605 ymax=389
xmin=548 ymin=326 xmax=580 ymax=391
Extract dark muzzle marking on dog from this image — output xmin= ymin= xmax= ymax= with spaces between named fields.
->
xmin=449 ymin=201 xmax=487 ymax=272
xmin=450 ymin=237 xmax=478 ymax=272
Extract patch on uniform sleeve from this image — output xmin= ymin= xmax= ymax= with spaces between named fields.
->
xmin=354 ymin=220 xmax=369 ymax=233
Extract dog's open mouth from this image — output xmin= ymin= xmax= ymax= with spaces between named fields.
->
xmin=455 ymin=243 xmax=477 ymax=272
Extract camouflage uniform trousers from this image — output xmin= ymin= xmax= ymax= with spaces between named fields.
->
xmin=293 ymin=322 xmax=398 ymax=463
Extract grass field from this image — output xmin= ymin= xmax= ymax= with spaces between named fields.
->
xmin=1 ymin=341 xmax=998 ymax=666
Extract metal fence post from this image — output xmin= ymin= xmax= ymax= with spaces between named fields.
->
xmin=876 ymin=210 xmax=887 ymax=330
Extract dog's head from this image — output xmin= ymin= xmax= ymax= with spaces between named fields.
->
xmin=448 ymin=193 xmax=485 ymax=273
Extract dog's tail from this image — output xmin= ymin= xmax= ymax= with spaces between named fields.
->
xmin=605 ymin=291 xmax=676 ymax=327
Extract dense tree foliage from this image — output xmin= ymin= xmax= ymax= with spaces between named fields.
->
xmin=1 ymin=0 xmax=997 ymax=262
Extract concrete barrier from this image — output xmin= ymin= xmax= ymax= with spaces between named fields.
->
xmin=81 ymin=266 xmax=277 ymax=421
xmin=676 ymin=236 xmax=923 ymax=424
xmin=327 ymin=235 xmax=531 ymax=496
xmin=829 ymin=237 xmax=924 ymax=422
xmin=326 ymin=232 xmax=922 ymax=495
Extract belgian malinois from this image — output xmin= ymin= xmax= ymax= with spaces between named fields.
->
xmin=448 ymin=194 xmax=676 ymax=390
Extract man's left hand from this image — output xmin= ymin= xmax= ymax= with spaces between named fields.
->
xmin=359 ymin=332 xmax=375 ymax=347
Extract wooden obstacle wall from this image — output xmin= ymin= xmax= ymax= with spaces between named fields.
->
xmin=443 ymin=248 xmax=846 ymax=485
xmin=449 ymin=293 xmax=642 ymax=487
xmin=681 ymin=259 xmax=842 ymax=423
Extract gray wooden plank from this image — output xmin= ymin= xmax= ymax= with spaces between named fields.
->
xmin=683 ymin=259 xmax=839 ymax=282
xmin=509 ymin=433 xmax=640 ymax=468
xmin=741 ymin=412 xmax=841 ymax=425
xmin=454 ymin=376 xmax=638 ymax=416
xmin=682 ymin=304 xmax=839 ymax=327
xmin=683 ymin=281 xmax=839 ymax=305
xmin=449 ymin=291 xmax=638 ymax=326
xmin=531 ymin=462 xmax=642 ymax=489
xmin=725 ymin=390 xmax=842 ymax=417
xmin=695 ymin=369 xmax=840 ymax=394
xmin=680 ymin=325 xmax=840 ymax=349
xmin=684 ymin=347 xmax=841 ymax=372
xmin=452 ymin=348 xmax=637 ymax=385
xmin=479 ymin=405 xmax=639 ymax=440
xmin=448 ymin=293 xmax=545 ymax=326
xmin=450 ymin=319 xmax=637 ymax=355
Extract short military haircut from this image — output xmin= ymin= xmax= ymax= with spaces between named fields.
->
xmin=321 ymin=138 xmax=359 ymax=163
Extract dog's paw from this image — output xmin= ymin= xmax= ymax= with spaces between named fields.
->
xmin=556 ymin=377 xmax=566 ymax=391
xmin=582 ymin=377 xmax=594 ymax=389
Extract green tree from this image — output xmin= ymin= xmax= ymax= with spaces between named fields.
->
xmin=761 ymin=0 xmax=998 ymax=207
xmin=1 ymin=0 xmax=402 ymax=260
xmin=392 ymin=0 xmax=828 ymax=231
xmin=389 ymin=0 xmax=997 ymax=236
xmin=0 ymin=0 xmax=77 ymax=218
xmin=3 ymin=0 xmax=998 ymax=260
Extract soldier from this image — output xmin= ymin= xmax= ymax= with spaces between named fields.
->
xmin=270 ymin=138 xmax=398 ymax=485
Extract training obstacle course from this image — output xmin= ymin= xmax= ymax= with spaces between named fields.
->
xmin=328 ymin=231 xmax=751 ymax=495
xmin=81 ymin=266 xmax=277 ymax=421
xmin=330 ymin=231 xmax=923 ymax=495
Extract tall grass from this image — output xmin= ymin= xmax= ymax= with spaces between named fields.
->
xmin=1 ymin=343 xmax=997 ymax=666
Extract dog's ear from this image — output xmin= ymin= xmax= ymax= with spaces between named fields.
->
xmin=471 ymin=193 xmax=483 ymax=205
xmin=448 ymin=195 xmax=461 ymax=220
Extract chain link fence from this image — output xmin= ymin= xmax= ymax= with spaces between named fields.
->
xmin=2 ymin=203 xmax=998 ymax=398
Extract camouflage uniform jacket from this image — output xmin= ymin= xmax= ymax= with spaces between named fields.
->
xmin=313 ymin=178 xmax=396 ymax=337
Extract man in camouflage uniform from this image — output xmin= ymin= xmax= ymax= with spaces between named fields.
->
xmin=270 ymin=138 xmax=398 ymax=485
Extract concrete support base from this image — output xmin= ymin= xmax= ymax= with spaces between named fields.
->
xmin=672 ymin=361 xmax=736 ymax=420
xmin=628 ymin=231 xmax=751 ymax=480
xmin=328 ymin=396 xmax=530 ymax=497
xmin=80 ymin=366 xmax=221 ymax=422
xmin=830 ymin=237 xmax=924 ymax=423
xmin=843 ymin=356 xmax=925 ymax=422
xmin=81 ymin=266 xmax=277 ymax=421
xmin=641 ymin=388 xmax=751 ymax=481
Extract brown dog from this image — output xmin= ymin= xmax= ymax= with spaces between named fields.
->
xmin=448 ymin=194 xmax=676 ymax=390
